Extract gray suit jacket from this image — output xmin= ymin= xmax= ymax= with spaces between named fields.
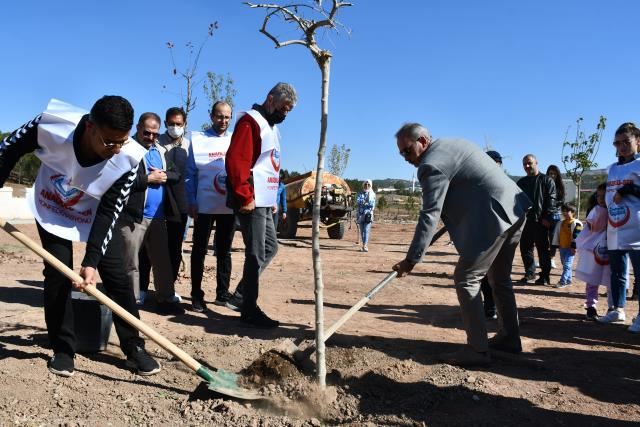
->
xmin=406 ymin=138 xmax=531 ymax=263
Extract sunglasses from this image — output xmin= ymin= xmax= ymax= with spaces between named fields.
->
xmin=143 ymin=130 xmax=160 ymax=139
xmin=96 ymin=128 xmax=129 ymax=149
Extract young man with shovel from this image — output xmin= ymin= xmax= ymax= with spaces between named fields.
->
xmin=0 ymin=96 xmax=161 ymax=377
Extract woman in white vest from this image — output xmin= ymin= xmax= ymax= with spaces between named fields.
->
xmin=184 ymin=101 xmax=236 ymax=312
xmin=225 ymin=83 xmax=297 ymax=329
xmin=599 ymin=122 xmax=640 ymax=333
xmin=0 ymin=97 xmax=160 ymax=377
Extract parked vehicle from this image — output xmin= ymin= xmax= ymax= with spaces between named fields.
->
xmin=279 ymin=171 xmax=353 ymax=239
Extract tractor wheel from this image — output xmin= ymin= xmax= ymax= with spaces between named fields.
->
xmin=327 ymin=219 xmax=346 ymax=239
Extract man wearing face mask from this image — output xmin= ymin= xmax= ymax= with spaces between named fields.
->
xmin=225 ymin=83 xmax=297 ymax=328
xmin=157 ymin=107 xmax=190 ymax=289
xmin=184 ymin=101 xmax=235 ymax=312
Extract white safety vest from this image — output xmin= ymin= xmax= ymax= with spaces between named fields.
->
xmin=244 ymin=110 xmax=280 ymax=207
xmin=28 ymin=99 xmax=145 ymax=242
xmin=189 ymin=129 xmax=232 ymax=214
xmin=605 ymin=158 xmax=640 ymax=250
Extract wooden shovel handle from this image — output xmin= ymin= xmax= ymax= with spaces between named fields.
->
xmin=0 ymin=218 xmax=201 ymax=373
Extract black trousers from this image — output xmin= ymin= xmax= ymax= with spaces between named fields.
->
xmin=37 ymin=222 xmax=144 ymax=356
xmin=190 ymin=213 xmax=235 ymax=300
xmin=519 ymin=218 xmax=552 ymax=280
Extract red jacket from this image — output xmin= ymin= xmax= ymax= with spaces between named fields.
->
xmin=225 ymin=110 xmax=263 ymax=208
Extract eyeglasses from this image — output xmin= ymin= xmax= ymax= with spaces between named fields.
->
xmin=96 ymin=128 xmax=129 ymax=149
xmin=143 ymin=130 xmax=160 ymax=139
xmin=613 ymin=138 xmax=632 ymax=147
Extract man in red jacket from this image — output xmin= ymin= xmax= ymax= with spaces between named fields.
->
xmin=225 ymin=82 xmax=297 ymax=328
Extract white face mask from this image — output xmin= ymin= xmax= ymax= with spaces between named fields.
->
xmin=167 ymin=125 xmax=185 ymax=139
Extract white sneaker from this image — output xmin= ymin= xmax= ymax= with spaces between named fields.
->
xmin=363 ymin=245 xmax=369 ymax=252
xmin=551 ymin=259 xmax=557 ymax=269
xmin=169 ymin=293 xmax=183 ymax=303
xmin=628 ymin=316 xmax=640 ymax=333
xmin=597 ymin=309 xmax=626 ymax=324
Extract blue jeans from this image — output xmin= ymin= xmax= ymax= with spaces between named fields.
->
xmin=559 ymin=248 xmax=574 ymax=284
xmin=359 ymin=221 xmax=372 ymax=245
xmin=608 ymin=249 xmax=640 ymax=308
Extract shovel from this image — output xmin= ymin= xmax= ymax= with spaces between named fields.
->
xmin=278 ymin=271 xmax=398 ymax=369
xmin=0 ymin=218 xmax=261 ymax=400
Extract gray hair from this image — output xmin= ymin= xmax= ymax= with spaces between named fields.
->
xmin=269 ymin=82 xmax=297 ymax=106
xmin=395 ymin=122 xmax=430 ymax=141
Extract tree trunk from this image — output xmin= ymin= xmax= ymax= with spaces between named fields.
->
xmin=576 ymin=180 xmax=581 ymax=219
xmin=312 ymin=56 xmax=331 ymax=388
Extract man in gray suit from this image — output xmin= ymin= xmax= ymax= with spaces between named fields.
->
xmin=392 ymin=123 xmax=531 ymax=366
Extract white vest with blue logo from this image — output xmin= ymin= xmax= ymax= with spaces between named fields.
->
xmin=606 ymin=159 xmax=640 ymax=250
xmin=28 ymin=99 xmax=145 ymax=242
xmin=189 ymin=129 xmax=233 ymax=214
xmin=244 ymin=109 xmax=280 ymax=207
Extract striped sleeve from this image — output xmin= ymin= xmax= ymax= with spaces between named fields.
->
xmin=82 ymin=164 xmax=139 ymax=268
xmin=0 ymin=115 xmax=42 ymax=186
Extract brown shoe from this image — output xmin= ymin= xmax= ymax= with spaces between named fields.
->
xmin=439 ymin=347 xmax=491 ymax=367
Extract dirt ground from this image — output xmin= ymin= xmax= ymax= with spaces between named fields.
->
xmin=0 ymin=221 xmax=639 ymax=426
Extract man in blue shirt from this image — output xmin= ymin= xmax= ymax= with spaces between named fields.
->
xmin=119 ymin=112 xmax=184 ymax=315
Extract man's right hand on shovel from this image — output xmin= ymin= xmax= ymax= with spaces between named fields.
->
xmin=392 ymin=259 xmax=416 ymax=277
xmin=72 ymin=266 xmax=97 ymax=290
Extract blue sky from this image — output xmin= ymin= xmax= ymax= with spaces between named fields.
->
xmin=0 ymin=1 xmax=637 ymax=180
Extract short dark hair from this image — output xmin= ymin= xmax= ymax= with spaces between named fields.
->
xmin=137 ymin=112 xmax=161 ymax=126
xmin=210 ymin=101 xmax=232 ymax=115
xmin=165 ymin=107 xmax=186 ymax=122
xmin=562 ymin=202 xmax=577 ymax=213
xmin=615 ymin=122 xmax=640 ymax=139
xmin=90 ymin=95 xmax=134 ymax=131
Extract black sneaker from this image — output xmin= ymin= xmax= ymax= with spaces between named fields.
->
xmin=225 ymin=291 xmax=243 ymax=312
xmin=485 ymin=309 xmax=498 ymax=320
xmin=48 ymin=352 xmax=74 ymax=377
xmin=156 ymin=301 xmax=185 ymax=315
xmin=241 ymin=307 xmax=280 ymax=328
xmin=534 ymin=277 xmax=551 ymax=286
xmin=488 ymin=334 xmax=522 ymax=354
xmin=586 ymin=307 xmax=599 ymax=321
xmin=214 ymin=291 xmax=233 ymax=306
xmin=192 ymin=297 xmax=208 ymax=313
xmin=518 ymin=274 xmax=536 ymax=284
xmin=126 ymin=346 xmax=161 ymax=376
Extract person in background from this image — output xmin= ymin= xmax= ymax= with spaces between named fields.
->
xmin=551 ymin=203 xmax=583 ymax=288
xmin=0 ymin=96 xmax=160 ymax=377
xmin=185 ymin=101 xmax=235 ymax=312
xmin=599 ymin=122 xmax=640 ymax=333
xmin=546 ymin=165 xmax=565 ymax=269
xmin=119 ymin=112 xmax=184 ymax=315
xmin=517 ymin=154 xmax=556 ymax=285
xmin=575 ymin=184 xmax=609 ymax=320
xmin=273 ymin=169 xmax=287 ymax=233
xmin=225 ymin=83 xmax=297 ymax=328
xmin=356 ymin=179 xmax=376 ymax=252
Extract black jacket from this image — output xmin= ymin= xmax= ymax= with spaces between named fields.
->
xmin=517 ymin=173 xmax=556 ymax=222
xmin=121 ymin=138 xmax=182 ymax=224
xmin=158 ymin=133 xmax=189 ymax=214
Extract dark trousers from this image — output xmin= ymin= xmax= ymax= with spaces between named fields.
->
xmin=191 ymin=213 xmax=235 ymax=300
xmin=235 ymin=207 xmax=278 ymax=315
xmin=37 ymin=222 xmax=143 ymax=356
xmin=520 ymin=218 xmax=551 ymax=280
xmin=480 ymin=276 xmax=495 ymax=313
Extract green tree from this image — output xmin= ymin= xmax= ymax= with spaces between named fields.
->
xmin=327 ymin=144 xmax=351 ymax=177
xmin=377 ymin=195 xmax=388 ymax=213
xmin=201 ymin=72 xmax=237 ymax=129
xmin=562 ymin=116 xmax=606 ymax=217
xmin=0 ymin=131 xmax=41 ymax=185
xmin=345 ymin=178 xmax=362 ymax=193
